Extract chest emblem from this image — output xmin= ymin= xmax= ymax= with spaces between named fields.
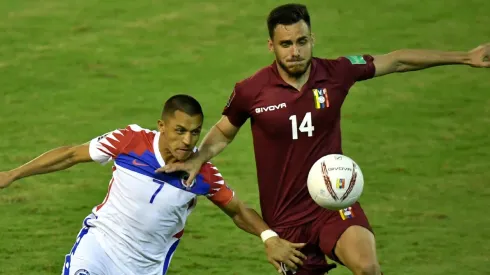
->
xmin=312 ymin=88 xmax=330 ymax=109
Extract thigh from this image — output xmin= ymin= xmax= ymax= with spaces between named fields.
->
xmin=62 ymin=228 xmax=107 ymax=275
xmin=333 ymin=225 xmax=378 ymax=273
xmin=317 ymin=202 xmax=374 ymax=263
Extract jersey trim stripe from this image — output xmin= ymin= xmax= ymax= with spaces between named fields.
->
xmin=95 ymin=178 xmax=114 ymax=211
xmin=162 ymin=239 xmax=180 ymax=275
xmin=63 ymin=227 xmax=90 ymax=275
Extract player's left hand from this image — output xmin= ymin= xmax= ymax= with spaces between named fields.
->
xmin=467 ymin=43 xmax=490 ymax=68
xmin=264 ymin=236 xmax=306 ymax=273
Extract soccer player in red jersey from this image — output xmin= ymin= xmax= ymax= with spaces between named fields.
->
xmin=159 ymin=4 xmax=490 ymax=275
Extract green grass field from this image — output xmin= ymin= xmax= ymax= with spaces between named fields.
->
xmin=1 ymin=0 xmax=489 ymax=274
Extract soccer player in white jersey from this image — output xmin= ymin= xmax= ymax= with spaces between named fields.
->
xmin=0 ymin=94 xmax=307 ymax=275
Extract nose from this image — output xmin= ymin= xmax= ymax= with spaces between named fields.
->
xmin=182 ymin=133 xmax=191 ymax=146
xmin=291 ymin=45 xmax=300 ymax=56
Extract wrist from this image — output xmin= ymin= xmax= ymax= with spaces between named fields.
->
xmin=9 ymin=169 xmax=22 ymax=181
xmin=260 ymin=229 xmax=278 ymax=243
xmin=461 ymin=52 xmax=472 ymax=65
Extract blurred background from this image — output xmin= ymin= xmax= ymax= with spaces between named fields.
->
xmin=1 ymin=0 xmax=489 ymax=274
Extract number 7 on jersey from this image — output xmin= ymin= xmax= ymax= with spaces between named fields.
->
xmin=150 ymin=179 xmax=165 ymax=204
xmin=289 ymin=112 xmax=315 ymax=140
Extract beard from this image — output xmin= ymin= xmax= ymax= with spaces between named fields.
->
xmin=277 ymin=57 xmax=312 ymax=79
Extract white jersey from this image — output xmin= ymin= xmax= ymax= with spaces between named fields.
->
xmin=64 ymin=124 xmax=234 ymax=275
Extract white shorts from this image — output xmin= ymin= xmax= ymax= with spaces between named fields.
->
xmin=61 ymin=227 xmax=125 ymax=275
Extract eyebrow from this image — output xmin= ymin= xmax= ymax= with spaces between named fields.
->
xmin=175 ymin=125 xmax=202 ymax=131
xmin=279 ymin=36 xmax=308 ymax=43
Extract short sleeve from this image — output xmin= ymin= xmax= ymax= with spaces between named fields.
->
xmin=88 ymin=126 xmax=134 ymax=165
xmin=335 ymin=55 xmax=376 ymax=89
xmin=221 ymin=83 xmax=250 ymax=127
xmin=200 ymin=162 xmax=234 ymax=207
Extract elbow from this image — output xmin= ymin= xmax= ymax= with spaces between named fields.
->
xmin=230 ymin=204 xmax=249 ymax=226
xmin=214 ymin=117 xmax=240 ymax=143
xmin=389 ymin=49 xmax=426 ymax=72
xmin=60 ymin=146 xmax=76 ymax=166
xmin=214 ymin=125 xmax=235 ymax=143
xmin=65 ymin=145 xmax=85 ymax=165
xmin=231 ymin=213 xmax=246 ymax=229
xmin=230 ymin=206 xmax=244 ymax=222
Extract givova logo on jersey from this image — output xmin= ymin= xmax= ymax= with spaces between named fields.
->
xmin=255 ymin=103 xmax=287 ymax=114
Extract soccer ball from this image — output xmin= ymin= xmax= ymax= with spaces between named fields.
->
xmin=307 ymin=154 xmax=364 ymax=210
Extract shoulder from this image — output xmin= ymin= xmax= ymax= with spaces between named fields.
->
xmin=123 ymin=124 xmax=156 ymax=135
xmin=313 ymin=55 xmax=375 ymax=82
xmin=98 ymin=124 xmax=156 ymax=152
xmin=234 ymin=64 xmax=275 ymax=97
xmin=103 ymin=124 xmax=156 ymax=143
xmin=315 ymin=55 xmax=375 ymax=70
xmin=313 ymin=56 xmax=346 ymax=72
xmin=124 ymin=124 xmax=157 ymax=140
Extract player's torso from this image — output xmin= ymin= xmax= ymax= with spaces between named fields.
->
xmin=89 ymin=139 xmax=197 ymax=264
xmin=248 ymin=75 xmax=348 ymax=226
xmin=101 ymin=166 xmax=197 ymax=234
xmin=250 ymin=79 xmax=345 ymax=145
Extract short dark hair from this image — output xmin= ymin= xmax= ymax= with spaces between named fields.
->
xmin=267 ymin=4 xmax=311 ymax=39
xmin=161 ymin=94 xmax=203 ymax=119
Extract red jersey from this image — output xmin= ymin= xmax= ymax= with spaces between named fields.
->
xmin=222 ymin=56 xmax=375 ymax=229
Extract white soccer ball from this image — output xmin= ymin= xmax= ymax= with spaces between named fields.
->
xmin=307 ymin=154 xmax=364 ymax=210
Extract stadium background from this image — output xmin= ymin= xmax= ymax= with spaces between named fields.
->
xmin=1 ymin=0 xmax=489 ymax=274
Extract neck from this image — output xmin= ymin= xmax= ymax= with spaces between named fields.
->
xmin=277 ymin=63 xmax=311 ymax=91
xmin=158 ymin=136 xmax=177 ymax=164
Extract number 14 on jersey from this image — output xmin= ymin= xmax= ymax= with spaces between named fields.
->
xmin=289 ymin=112 xmax=315 ymax=140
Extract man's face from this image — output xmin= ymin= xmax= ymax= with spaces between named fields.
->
xmin=268 ymin=20 xmax=313 ymax=78
xmin=158 ymin=110 xmax=202 ymax=161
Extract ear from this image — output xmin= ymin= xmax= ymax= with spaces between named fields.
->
xmin=268 ymin=38 xmax=274 ymax=52
xmin=157 ymin=119 xmax=165 ymax=133
xmin=311 ymin=33 xmax=316 ymax=47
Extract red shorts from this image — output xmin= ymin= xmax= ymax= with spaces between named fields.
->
xmin=274 ymin=202 xmax=373 ymax=275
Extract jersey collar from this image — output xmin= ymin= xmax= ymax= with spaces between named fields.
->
xmin=153 ymin=132 xmax=166 ymax=167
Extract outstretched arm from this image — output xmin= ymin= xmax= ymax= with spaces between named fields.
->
xmin=219 ymin=196 xmax=306 ymax=272
xmin=0 ymin=144 xmax=92 ymax=188
xmin=196 ymin=116 xmax=240 ymax=163
xmin=1 ymin=125 xmax=136 ymax=188
xmin=220 ymin=197 xmax=270 ymax=236
xmin=373 ymin=43 xmax=490 ymax=77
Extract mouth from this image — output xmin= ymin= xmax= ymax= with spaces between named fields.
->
xmin=176 ymin=148 xmax=191 ymax=153
xmin=287 ymin=60 xmax=305 ymax=65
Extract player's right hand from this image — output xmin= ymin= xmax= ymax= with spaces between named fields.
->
xmin=264 ymin=236 xmax=307 ymax=273
xmin=0 ymin=171 xmax=17 ymax=189
xmin=155 ymin=155 xmax=203 ymax=186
